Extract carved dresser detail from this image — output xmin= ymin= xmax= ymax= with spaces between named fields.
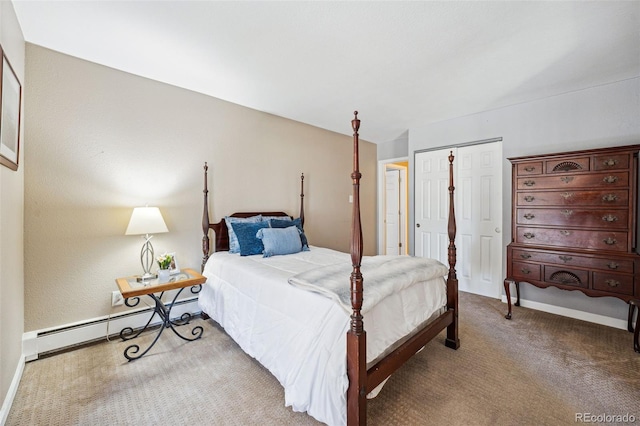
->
xmin=504 ymin=145 xmax=640 ymax=352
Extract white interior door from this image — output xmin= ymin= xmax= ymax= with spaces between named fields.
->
xmin=415 ymin=142 xmax=503 ymax=298
xmin=380 ymin=163 xmax=408 ymax=255
xmin=385 ymin=169 xmax=401 ymax=255
xmin=399 ymin=167 xmax=407 ymax=254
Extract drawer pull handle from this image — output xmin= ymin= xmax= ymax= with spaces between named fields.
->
xmin=560 ymin=209 xmax=573 ymax=217
xmin=523 ymin=213 xmax=535 ymax=220
xmin=602 ymin=193 xmax=618 ymax=202
xmin=602 ymin=158 xmax=618 ymax=167
xmin=605 ymin=279 xmax=620 ymax=288
xmin=602 ymin=214 xmax=618 ymax=223
xmin=559 ymin=255 xmax=572 ymax=262
xmin=560 ymin=230 xmax=570 ymax=236
xmin=524 ymin=166 xmax=535 ymax=172
xmin=560 ymin=176 xmax=574 ymax=184
xmin=560 ymin=192 xmax=574 ymax=200
xmin=607 ymin=262 xmax=619 ymax=270
xmin=603 ymin=175 xmax=618 ymax=184
xmin=523 ymin=232 xmax=535 ymax=239
xmin=520 ymin=268 xmax=531 ymax=275
xmin=520 ymin=253 xmax=532 ymax=259
xmin=523 ymin=180 xmax=535 ymax=187
xmin=524 ymin=196 xmax=535 ymax=202
xmin=603 ymin=237 xmax=617 ymax=245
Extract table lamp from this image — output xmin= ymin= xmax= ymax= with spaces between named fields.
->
xmin=125 ymin=206 xmax=168 ymax=281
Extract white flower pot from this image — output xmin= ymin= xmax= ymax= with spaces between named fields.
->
xmin=157 ymin=269 xmax=170 ymax=283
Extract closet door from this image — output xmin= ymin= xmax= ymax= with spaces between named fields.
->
xmin=415 ymin=142 xmax=503 ymax=298
xmin=415 ymin=148 xmax=452 ymax=265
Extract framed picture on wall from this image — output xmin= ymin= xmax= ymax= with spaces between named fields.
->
xmin=0 ymin=46 xmax=22 ymax=171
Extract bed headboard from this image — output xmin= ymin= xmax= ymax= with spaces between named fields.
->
xmin=201 ymin=164 xmax=305 ymax=270
xmin=210 ymin=212 xmax=291 ymax=253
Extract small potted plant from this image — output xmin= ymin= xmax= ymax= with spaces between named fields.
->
xmin=156 ymin=253 xmax=173 ymax=282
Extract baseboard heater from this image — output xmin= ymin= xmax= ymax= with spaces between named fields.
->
xmin=23 ymin=297 xmax=201 ymax=361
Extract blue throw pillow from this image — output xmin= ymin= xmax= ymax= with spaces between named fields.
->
xmin=225 ymin=215 xmax=262 ymax=253
xmin=257 ymin=226 xmax=303 ymax=257
xmin=269 ymin=217 xmax=309 ymax=250
xmin=231 ymin=221 xmax=269 ymax=256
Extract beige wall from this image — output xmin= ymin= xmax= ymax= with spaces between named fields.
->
xmin=24 ymin=44 xmax=376 ymax=331
xmin=0 ymin=0 xmax=25 ymax=413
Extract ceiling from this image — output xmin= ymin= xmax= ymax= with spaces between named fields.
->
xmin=11 ymin=1 xmax=640 ymax=144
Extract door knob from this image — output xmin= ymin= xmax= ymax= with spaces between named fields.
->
xmin=416 ymin=223 xmax=421 ymax=228
xmin=495 ymin=228 xmax=501 ymax=233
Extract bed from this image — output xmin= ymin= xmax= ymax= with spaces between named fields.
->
xmin=198 ymin=112 xmax=459 ymax=425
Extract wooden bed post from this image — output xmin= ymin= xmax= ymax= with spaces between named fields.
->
xmin=202 ymin=162 xmax=211 ymax=272
xmin=300 ymin=173 xmax=305 ymax=228
xmin=347 ymin=111 xmax=367 ymax=426
xmin=445 ymin=152 xmax=460 ymax=349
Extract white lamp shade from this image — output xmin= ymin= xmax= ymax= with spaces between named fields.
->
xmin=125 ymin=207 xmax=169 ymax=235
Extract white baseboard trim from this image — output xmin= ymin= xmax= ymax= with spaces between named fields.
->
xmin=501 ymin=296 xmax=628 ymax=330
xmin=0 ymin=354 xmax=25 ymax=426
xmin=23 ymin=297 xmax=200 ymax=361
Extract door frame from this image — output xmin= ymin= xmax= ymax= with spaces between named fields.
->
xmin=377 ymin=157 xmax=408 ymax=255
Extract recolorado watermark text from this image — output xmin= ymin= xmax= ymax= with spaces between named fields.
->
xmin=576 ymin=413 xmax=637 ymax=423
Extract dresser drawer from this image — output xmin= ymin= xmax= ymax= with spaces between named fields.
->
xmin=515 ymin=227 xmax=629 ymax=251
xmin=592 ymin=272 xmax=634 ymax=296
xmin=516 ymin=208 xmax=629 ymax=229
xmin=593 ymin=153 xmax=631 ymax=171
xmin=516 ymin=162 xmax=543 ymax=176
xmin=544 ymin=265 xmax=589 ymax=289
xmin=512 ymin=261 xmax=541 ymax=281
xmin=516 ymin=190 xmax=629 ymax=207
xmin=545 ymin=157 xmax=590 ymax=173
xmin=511 ymin=248 xmax=635 ymax=273
xmin=516 ymin=171 xmax=629 ymax=190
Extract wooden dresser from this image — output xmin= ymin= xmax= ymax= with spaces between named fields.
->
xmin=504 ymin=145 xmax=640 ymax=352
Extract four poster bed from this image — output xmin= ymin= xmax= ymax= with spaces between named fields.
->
xmin=198 ymin=112 xmax=459 ymax=425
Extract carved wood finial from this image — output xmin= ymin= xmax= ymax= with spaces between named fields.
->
xmin=352 ymin=111 xmax=360 ymax=133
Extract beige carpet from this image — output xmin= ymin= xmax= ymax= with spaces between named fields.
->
xmin=7 ymin=292 xmax=640 ymax=425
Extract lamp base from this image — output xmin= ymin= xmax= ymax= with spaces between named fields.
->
xmin=136 ymin=272 xmax=157 ymax=282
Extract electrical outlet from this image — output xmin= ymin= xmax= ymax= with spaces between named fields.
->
xmin=111 ymin=290 xmax=124 ymax=307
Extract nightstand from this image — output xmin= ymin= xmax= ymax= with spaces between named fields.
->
xmin=115 ymin=268 xmax=206 ymax=361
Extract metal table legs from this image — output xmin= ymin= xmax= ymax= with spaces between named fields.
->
xmin=119 ymin=285 xmax=203 ymax=361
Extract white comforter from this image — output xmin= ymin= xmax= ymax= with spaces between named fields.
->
xmin=198 ymin=247 xmax=447 ymax=426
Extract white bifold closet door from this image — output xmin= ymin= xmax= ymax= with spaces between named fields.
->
xmin=414 ymin=142 xmax=503 ymax=298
